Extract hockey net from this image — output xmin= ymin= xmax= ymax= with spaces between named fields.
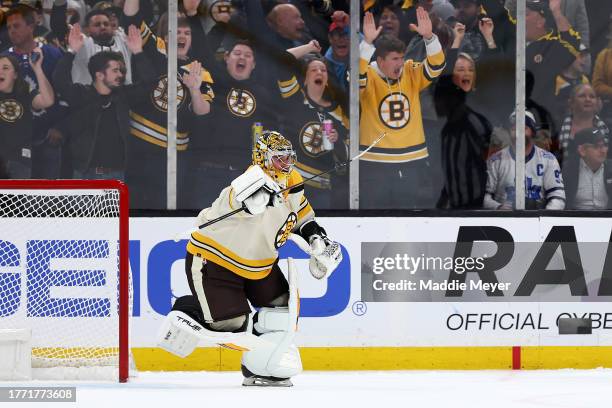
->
xmin=0 ymin=180 xmax=131 ymax=382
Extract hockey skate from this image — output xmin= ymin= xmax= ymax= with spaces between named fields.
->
xmin=241 ymin=365 xmax=293 ymax=387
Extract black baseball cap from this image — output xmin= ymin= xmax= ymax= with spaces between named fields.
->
xmin=526 ymin=0 xmax=547 ymax=16
xmin=574 ymin=128 xmax=607 ymax=146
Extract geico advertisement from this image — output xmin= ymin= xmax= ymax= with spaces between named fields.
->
xmin=2 ymin=217 xmax=612 ymax=347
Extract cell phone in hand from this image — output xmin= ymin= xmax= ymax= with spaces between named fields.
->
xmin=30 ymin=51 xmax=41 ymax=64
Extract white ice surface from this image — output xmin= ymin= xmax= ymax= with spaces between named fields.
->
xmin=3 ymin=370 xmax=612 ymax=408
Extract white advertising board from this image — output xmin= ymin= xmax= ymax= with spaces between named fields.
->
xmin=128 ymin=217 xmax=612 ymax=347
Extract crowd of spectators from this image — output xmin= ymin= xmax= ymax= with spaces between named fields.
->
xmin=359 ymin=0 xmax=611 ymax=210
xmin=0 ymin=0 xmax=611 ymax=211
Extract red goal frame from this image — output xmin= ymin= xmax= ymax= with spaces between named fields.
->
xmin=0 ymin=179 xmax=130 ymax=382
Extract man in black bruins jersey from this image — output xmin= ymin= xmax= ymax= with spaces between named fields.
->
xmin=182 ymin=0 xmax=290 ymax=209
xmin=158 ymin=130 xmax=342 ymax=387
xmin=184 ymin=24 xmax=282 ymax=208
xmin=359 ymin=8 xmax=445 ymax=209
xmin=122 ymin=0 xmax=214 ymax=209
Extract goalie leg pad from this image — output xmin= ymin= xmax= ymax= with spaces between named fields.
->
xmin=253 ymin=307 xmax=289 ymax=334
xmin=156 ymin=311 xmax=202 ymax=358
xmin=157 ymin=311 xmax=277 ymax=357
xmin=242 ymin=307 xmax=302 ymax=380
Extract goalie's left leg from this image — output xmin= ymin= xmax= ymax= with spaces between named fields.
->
xmin=240 ymin=260 xmax=302 ymax=386
xmin=240 ymin=304 xmax=301 ymax=387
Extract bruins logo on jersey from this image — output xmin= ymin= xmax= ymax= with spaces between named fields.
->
xmin=378 ymin=92 xmax=410 ymax=129
xmin=299 ymin=121 xmax=328 ymax=157
xmin=209 ymin=0 xmax=234 ymax=22
xmin=0 ymin=99 xmax=24 ymax=123
xmin=227 ymin=88 xmax=256 ymax=117
xmin=152 ymin=75 xmax=185 ymax=112
xmin=274 ymin=212 xmax=298 ymax=249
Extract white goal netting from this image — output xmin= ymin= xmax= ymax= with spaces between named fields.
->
xmin=0 ymin=184 xmax=131 ymax=381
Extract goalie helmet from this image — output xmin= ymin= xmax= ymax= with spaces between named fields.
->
xmin=253 ymin=130 xmax=296 ymax=179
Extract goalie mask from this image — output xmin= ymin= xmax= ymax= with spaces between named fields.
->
xmin=253 ymin=131 xmax=296 ymax=180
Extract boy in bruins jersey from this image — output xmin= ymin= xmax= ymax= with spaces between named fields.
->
xmin=359 ymin=8 xmax=445 ymax=209
xmin=178 ymin=130 xmax=342 ymax=386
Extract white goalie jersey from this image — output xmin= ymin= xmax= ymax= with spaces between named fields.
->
xmin=484 ymin=145 xmax=566 ymax=210
xmin=186 ymin=169 xmax=315 ymax=280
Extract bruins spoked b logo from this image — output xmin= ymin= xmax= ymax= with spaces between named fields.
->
xmin=227 ymin=88 xmax=256 ymax=117
xmin=0 ymin=100 xmax=24 ymax=123
xmin=275 ymin=212 xmax=297 ymax=249
xmin=152 ymin=75 xmax=185 ymax=112
xmin=300 ymin=122 xmax=326 ymax=157
xmin=379 ymin=93 xmax=410 ymax=129
xmin=209 ymin=1 xmax=234 ymax=22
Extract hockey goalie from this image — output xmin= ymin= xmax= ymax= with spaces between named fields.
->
xmin=157 ymin=131 xmax=342 ymax=386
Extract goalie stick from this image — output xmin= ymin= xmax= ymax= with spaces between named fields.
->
xmin=192 ymin=132 xmax=388 ymax=231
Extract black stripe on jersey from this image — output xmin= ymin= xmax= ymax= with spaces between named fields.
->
xmin=426 ymin=60 xmax=445 ymax=72
xmin=360 ymin=142 xmax=428 ymax=155
xmin=545 ymin=187 xmax=565 ymax=194
xmin=289 ymin=185 xmax=305 ymax=194
xmin=359 ymin=74 xmax=368 ymax=88
xmin=298 ymin=198 xmax=310 ymax=212
xmin=423 ymin=67 xmax=434 ymax=82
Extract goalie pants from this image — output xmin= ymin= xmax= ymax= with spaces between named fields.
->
xmin=184 ymin=253 xmax=289 ymax=323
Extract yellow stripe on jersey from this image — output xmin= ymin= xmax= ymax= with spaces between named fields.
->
xmin=328 ymin=104 xmax=350 ymax=130
xmin=129 ymin=112 xmax=189 ymax=149
xmin=358 ymin=146 xmax=429 ymax=163
xmin=297 ymin=196 xmax=313 ymax=220
xmin=187 ymin=232 xmax=277 ymax=280
xmin=130 ymin=129 xmax=189 ymax=151
xmin=278 ymin=76 xmax=300 ymax=99
xmin=183 ymin=62 xmax=215 ymax=84
xmin=131 ymin=112 xmax=189 ymax=138
xmin=363 ymin=0 xmax=375 ymax=11
xmin=220 ymin=343 xmax=249 ymax=352
xmin=140 ymin=21 xmax=153 ymax=46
